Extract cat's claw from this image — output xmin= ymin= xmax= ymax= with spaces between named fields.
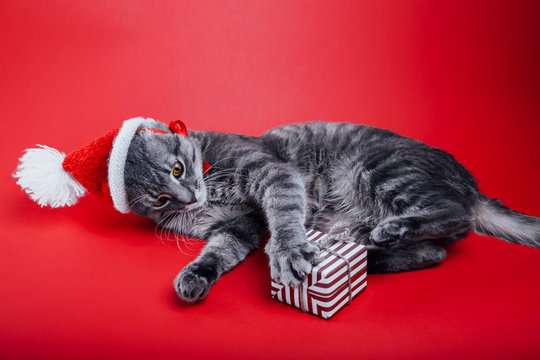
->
xmin=266 ymin=239 xmax=318 ymax=286
xmin=174 ymin=264 xmax=211 ymax=303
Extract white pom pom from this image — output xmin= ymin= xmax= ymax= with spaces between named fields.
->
xmin=14 ymin=145 xmax=86 ymax=208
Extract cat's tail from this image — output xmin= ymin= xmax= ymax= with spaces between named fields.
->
xmin=472 ymin=195 xmax=540 ymax=248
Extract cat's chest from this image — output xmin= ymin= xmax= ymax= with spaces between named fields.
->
xmin=188 ymin=203 xmax=258 ymax=240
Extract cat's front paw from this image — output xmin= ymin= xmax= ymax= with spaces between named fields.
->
xmin=265 ymin=237 xmax=318 ymax=286
xmin=174 ymin=263 xmax=215 ymax=303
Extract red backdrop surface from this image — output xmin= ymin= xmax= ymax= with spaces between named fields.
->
xmin=1 ymin=1 xmax=539 ymax=359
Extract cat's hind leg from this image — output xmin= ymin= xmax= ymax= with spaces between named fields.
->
xmin=370 ymin=202 xmax=473 ymax=247
xmin=367 ymin=240 xmax=447 ymax=273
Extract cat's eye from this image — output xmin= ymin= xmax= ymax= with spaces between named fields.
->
xmin=173 ymin=161 xmax=184 ymax=178
xmin=154 ymin=196 xmax=168 ymax=208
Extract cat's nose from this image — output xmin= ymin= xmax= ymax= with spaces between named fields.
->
xmin=187 ymin=194 xmax=197 ymax=205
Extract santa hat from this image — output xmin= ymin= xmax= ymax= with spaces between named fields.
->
xmin=14 ymin=117 xmax=169 ymax=214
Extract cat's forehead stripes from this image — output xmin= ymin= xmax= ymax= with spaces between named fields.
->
xmin=173 ymin=135 xmax=194 ymax=163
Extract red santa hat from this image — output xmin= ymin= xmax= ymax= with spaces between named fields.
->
xmin=14 ymin=117 xmax=164 ymax=214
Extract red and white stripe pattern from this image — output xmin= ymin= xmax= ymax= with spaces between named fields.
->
xmin=271 ymin=230 xmax=367 ymax=319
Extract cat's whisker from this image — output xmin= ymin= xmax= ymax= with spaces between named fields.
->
xmin=204 ymin=155 xmax=241 ymax=168
xmin=176 ymin=239 xmax=184 ymax=254
xmin=154 ymin=214 xmax=169 ymax=240
xmin=128 ymin=194 xmax=148 ymax=211
xmin=168 ymin=212 xmax=197 ymax=256
xmin=207 ymin=165 xmax=247 ymax=176
xmin=178 ymin=229 xmax=196 ymax=252
xmin=177 ymin=214 xmax=195 ymax=248
xmin=154 ymin=211 xmax=176 ymax=242
xmin=166 ymin=213 xmax=182 ymax=240
xmin=157 ymin=217 xmax=171 ymax=242
xmin=128 ymin=194 xmax=146 ymax=205
xmin=203 ymin=168 xmax=238 ymax=180
xmin=166 ymin=213 xmax=182 ymax=242
xmin=162 ymin=217 xmax=173 ymax=242
xmin=204 ymin=169 xmax=250 ymax=183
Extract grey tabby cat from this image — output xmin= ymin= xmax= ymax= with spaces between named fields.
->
xmin=124 ymin=121 xmax=540 ymax=303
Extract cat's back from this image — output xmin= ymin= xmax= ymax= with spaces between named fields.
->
xmin=261 ymin=121 xmax=478 ymax=192
xmin=260 ymin=121 xmax=408 ymax=165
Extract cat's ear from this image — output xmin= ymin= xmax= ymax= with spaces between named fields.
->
xmin=136 ymin=128 xmax=167 ymax=135
xmin=138 ymin=119 xmax=171 ymax=134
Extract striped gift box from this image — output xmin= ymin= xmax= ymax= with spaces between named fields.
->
xmin=271 ymin=229 xmax=367 ymax=319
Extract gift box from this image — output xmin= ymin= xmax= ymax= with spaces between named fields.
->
xmin=271 ymin=229 xmax=367 ymax=319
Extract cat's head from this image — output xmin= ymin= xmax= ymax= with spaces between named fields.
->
xmin=124 ymin=129 xmax=207 ymax=221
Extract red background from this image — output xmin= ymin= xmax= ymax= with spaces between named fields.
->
xmin=1 ymin=1 xmax=539 ymax=359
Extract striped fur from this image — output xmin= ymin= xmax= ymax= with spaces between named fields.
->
xmin=124 ymin=121 xmax=540 ymax=302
